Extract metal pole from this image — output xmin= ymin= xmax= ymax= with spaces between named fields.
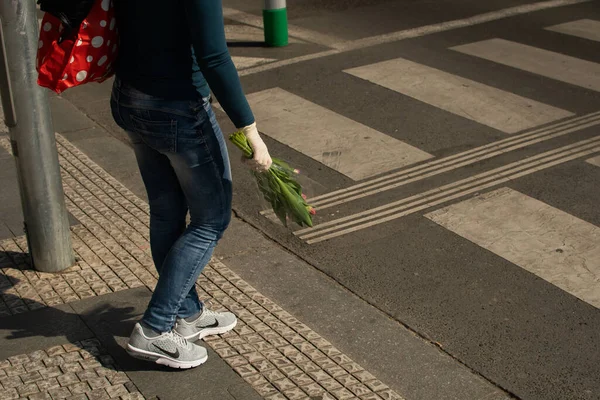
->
xmin=0 ymin=24 xmax=15 ymax=127
xmin=0 ymin=0 xmax=74 ymax=272
xmin=263 ymin=0 xmax=288 ymax=47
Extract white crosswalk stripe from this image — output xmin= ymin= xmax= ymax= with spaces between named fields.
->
xmin=546 ymin=19 xmax=600 ymax=42
xmin=452 ymin=38 xmax=600 ymax=92
xmin=247 ymin=88 xmax=433 ymax=180
xmin=426 ymin=187 xmax=600 ymax=309
xmin=231 ymin=56 xmax=276 ymax=70
xmin=345 ymin=58 xmax=573 ymax=134
xmin=587 ymin=155 xmax=600 ymax=167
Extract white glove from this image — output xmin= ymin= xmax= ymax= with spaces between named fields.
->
xmin=242 ymin=122 xmax=272 ymax=172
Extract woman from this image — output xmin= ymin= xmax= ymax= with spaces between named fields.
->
xmin=110 ymin=0 xmax=272 ymax=369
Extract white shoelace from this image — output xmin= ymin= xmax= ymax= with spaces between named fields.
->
xmin=202 ymin=308 xmax=219 ymax=319
xmin=165 ymin=330 xmax=188 ymax=348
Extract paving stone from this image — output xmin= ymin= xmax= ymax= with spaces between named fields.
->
xmin=0 ymin=388 xmax=18 ymax=400
xmin=67 ymin=381 xmax=90 ymax=395
xmin=105 ymin=384 xmax=128 ymax=398
xmin=283 ymin=387 xmax=309 ymax=399
xmin=320 ymin=378 xmax=343 ymax=391
xmin=76 ymin=370 xmax=97 ymax=381
xmin=65 ymin=394 xmax=88 ymax=400
xmin=290 ymin=373 xmax=314 ymax=388
xmin=20 ymin=371 xmax=43 ymax=384
xmin=254 ymin=383 xmax=279 ymax=397
xmin=8 ymin=355 xmax=29 ymax=366
xmin=29 ymin=393 xmax=52 ymax=400
xmin=24 ymin=361 xmax=45 ymax=372
xmin=302 ymin=382 xmax=326 ymax=397
xmin=39 ymin=367 xmax=62 ymax=379
xmin=359 ymin=393 xmax=383 ymax=400
xmin=364 ymin=380 xmax=388 ymax=393
xmin=264 ymin=394 xmax=287 ymax=400
xmin=348 ymin=383 xmax=372 ymax=397
xmin=377 ymin=389 xmax=403 ymax=400
xmin=36 ymin=377 xmax=60 ymax=392
xmin=337 ymin=374 xmax=361 ymax=388
xmin=88 ymin=377 xmax=110 ymax=390
xmin=57 ymin=373 xmax=79 ymax=387
xmin=233 ymin=365 xmax=258 ymax=378
xmin=5 ymin=366 xmax=26 ymax=377
xmin=61 ymin=363 xmax=83 ymax=374
xmin=87 ymin=388 xmax=110 ymax=400
xmin=106 ymin=373 xmax=128 ymax=386
xmin=119 ymin=393 xmax=144 ymax=400
xmin=331 ymin=387 xmax=355 ymax=400
xmin=16 ymin=382 xmax=39 ymax=397
xmin=1 ymin=376 xmax=23 ymax=388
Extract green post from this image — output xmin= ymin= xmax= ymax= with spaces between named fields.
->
xmin=263 ymin=0 xmax=288 ymax=47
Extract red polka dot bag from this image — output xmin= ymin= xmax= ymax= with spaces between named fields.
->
xmin=37 ymin=0 xmax=118 ymax=94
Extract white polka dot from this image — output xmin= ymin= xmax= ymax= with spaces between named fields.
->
xmin=91 ymin=36 xmax=104 ymax=48
xmin=86 ymin=55 xmax=93 ymax=62
xmin=69 ymin=56 xmax=74 ymax=63
xmin=112 ymin=44 xmax=117 ymax=53
xmin=59 ymin=25 xmax=64 ymax=32
xmin=101 ymin=0 xmax=109 ymax=11
xmin=76 ymin=38 xmax=83 ymax=46
xmin=76 ymin=70 xmax=87 ymax=82
xmin=97 ymin=55 xmax=108 ymax=66
xmin=38 ymin=40 xmax=43 ymax=49
xmin=107 ymin=40 xmax=111 ymax=47
xmin=62 ymin=73 xmax=68 ymax=80
xmin=43 ymin=22 xmax=52 ymax=32
xmin=82 ymin=22 xmax=88 ymax=29
xmin=100 ymin=20 xmax=107 ymax=27
xmin=109 ymin=18 xmax=116 ymax=30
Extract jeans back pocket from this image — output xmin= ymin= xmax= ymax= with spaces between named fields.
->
xmin=130 ymin=114 xmax=177 ymax=153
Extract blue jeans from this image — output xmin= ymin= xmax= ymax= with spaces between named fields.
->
xmin=111 ymin=78 xmax=232 ymax=333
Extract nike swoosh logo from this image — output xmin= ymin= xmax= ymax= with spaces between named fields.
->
xmin=201 ymin=321 xmax=219 ymax=329
xmin=154 ymin=344 xmax=179 ymax=359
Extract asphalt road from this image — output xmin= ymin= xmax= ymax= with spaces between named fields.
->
xmin=219 ymin=1 xmax=600 ymax=399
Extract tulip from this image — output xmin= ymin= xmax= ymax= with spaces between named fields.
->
xmin=229 ymin=131 xmax=315 ymax=228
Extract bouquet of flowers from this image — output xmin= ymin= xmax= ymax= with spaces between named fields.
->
xmin=230 ymin=131 xmax=315 ymax=228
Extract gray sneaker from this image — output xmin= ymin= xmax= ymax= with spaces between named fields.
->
xmin=175 ymin=308 xmax=237 ymax=341
xmin=127 ymin=323 xmax=208 ymax=369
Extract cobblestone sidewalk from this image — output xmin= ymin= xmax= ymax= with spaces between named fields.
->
xmin=0 ymin=340 xmax=144 ymax=400
xmin=0 ymin=134 xmax=404 ymax=400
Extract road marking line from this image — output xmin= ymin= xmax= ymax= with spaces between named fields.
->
xmin=311 ymin=112 xmax=600 ymax=202
xmin=238 ymin=0 xmax=593 ymax=77
xmin=345 ymin=58 xmax=573 ymax=134
xmin=306 ymin=146 xmax=600 ymax=244
xmin=231 ymin=56 xmax=277 ymax=70
xmin=587 ymin=154 xmax=600 ymax=167
xmin=426 ymin=187 xmax=600 ymax=309
xmin=298 ymin=136 xmax=600 ymax=243
xmin=259 ymin=112 xmax=600 ymax=218
xmin=546 ymin=19 xmax=600 ymax=42
xmin=222 ymin=7 xmax=343 ymax=47
xmin=225 ymin=24 xmax=303 ymax=44
xmin=247 ymin=88 xmax=433 ymax=180
xmin=452 ymin=38 xmax=600 ymax=92
xmin=300 ymin=139 xmax=599 ymax=238
xmin=308 ymin=115 xmax=600 ymax=210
